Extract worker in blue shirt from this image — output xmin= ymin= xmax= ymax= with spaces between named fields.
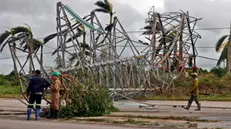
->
xmin=26 ymin=70 xmax=50 ymax=120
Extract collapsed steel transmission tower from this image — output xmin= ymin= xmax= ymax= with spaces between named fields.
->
xmin=55 ymin=2 xmax=201 ymax=98
xmin=2 ymin=2 xmax=201 ymax=103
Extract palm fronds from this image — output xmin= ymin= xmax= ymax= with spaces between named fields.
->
xmin=94 ymin=0 xmax=112 ymax=13
xmin=215 ymin=35 xmax=229 ymax=52
xmin=105 ymin=23 xmax=114 ymax=31
xmin=0 ymin=31 xmax=11 ymax=44
xmin=21 ymin=38 xmax=42 ymax=53
xmin=66 ymin=32 xmax=83 ymax=43
xmin=43 ymin=33 xmax=57 ymax=44
xmin=80 ymin=43 xmax=90 ymax=50
xmin=68 ymin=53 xmax=78 ymax=64
xmin=52 ymin=46 xmax=60 ymax=55
xmin=94 ymin=8 xmax=109 ymax=13
xmin=0 ymin=31 xmax=11 ymax=52
xmin=104 ymin=0 xmax=113 ymax=12
xmin=141 ymin=22 xmax=162 ymax=35
xmin=217 ymin=46 xmax=228 ymax=66
xmin=11 ymin=26 xmax=32 ymax=36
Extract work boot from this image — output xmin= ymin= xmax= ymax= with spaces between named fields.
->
xmin=47 ymin=109 xmax=54 ymax=119
xmin=195 ymin=108 xmax=201 ymax=111
xmin=27 ymin=108 xmax=32 ymax=120
xmin=35 ymin=109 xmax=40 ymax=120
xmin=53 ymin=110 xmax=59 ymax=119
xmin=184 ymin=103 xmax=191 ymax=110
xmin=195 ymin=103 xmax=201 ymax=111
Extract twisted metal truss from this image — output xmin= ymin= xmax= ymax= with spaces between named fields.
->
xmin=55 ymin=3 xmax=201 ymax=98
xmin=5 ymin=34 xmax=50 ymax=103
xmin=4 ymin=2 xmax=201 ymax=102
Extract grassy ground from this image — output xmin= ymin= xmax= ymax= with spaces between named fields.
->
xmin=1 ymin=86 xmax=231 ymax=101
xmin=136 ymin=94 xmax=231 ymax=101
xmin=0 ymin=86 xmax=21 ymax=98
xmin=0 ymin=86 xmax=20 ymax=94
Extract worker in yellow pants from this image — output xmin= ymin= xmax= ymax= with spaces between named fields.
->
xmin=184 ymin=72 xmax=201 ymax=111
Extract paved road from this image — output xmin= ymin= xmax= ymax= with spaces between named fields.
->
xmin=0 ymin=119 xmax=146 ymax=129
xmin=1 ymin=99 xmax=231 ymax=118
xmin=2 ymin=99 xmax=231 ymax=129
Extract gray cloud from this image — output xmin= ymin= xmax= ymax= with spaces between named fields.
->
xmin=0 ymin=0 xmax=146 ymax=74
xmin=0 ymin=0 xmax=54 ymax=15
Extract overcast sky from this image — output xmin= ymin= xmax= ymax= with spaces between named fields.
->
xmin=0 ymin=0 xmax=230 ymax=74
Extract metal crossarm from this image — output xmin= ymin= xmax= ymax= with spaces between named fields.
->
xmin=63 ymin=5 xmax=104 ymax=34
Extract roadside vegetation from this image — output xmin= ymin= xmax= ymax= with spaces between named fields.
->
xmin=137 ymin=67 xmax=231 ymax=101
xmin=1 ymin=67 xmax=231 ymax=101
xmin=0 ymin=71 xmax=20 ymax=98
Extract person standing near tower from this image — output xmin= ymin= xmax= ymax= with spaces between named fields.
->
xmin=48 ymin=71 xmax=61 ymax=119
xmin=26 ymin=70 xmax=50 ymax=120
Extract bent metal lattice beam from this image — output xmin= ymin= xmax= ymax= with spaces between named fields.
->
xmin=54 ymin=2 xmax=201 ymax=99
xmin=4 ymin=2 xmax=201 ymax=103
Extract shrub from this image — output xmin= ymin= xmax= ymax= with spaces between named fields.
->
xmin=210 ymin=67 xmax=226 ymax=78
xmin=43 ymin=76 xmax=119 ymax=118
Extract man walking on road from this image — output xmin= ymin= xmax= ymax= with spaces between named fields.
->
xmin=184 ymin=72 xmax=201 ymax=111
xmin=26 ymin=70 xmax=51 ymax=120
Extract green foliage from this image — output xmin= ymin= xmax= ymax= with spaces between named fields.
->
xmin=199 ymin=73 xmax=225 ymax=89
xmin=210 ymin=67 xmax=226 ymax=78
xmin=58 ymin=83 xmax=118 ymax=118
xmin=0 ymin=71 xmax=19 ymax=86
xmin=198 ymin=68 xmax=208 ymax=74
xmin=221 ymin=73 xmax=231 ymax=89
xmin=0 ymin=86 xmax=20 ymax=94
xmin=173 ymin=76 xmax=191 ymax=88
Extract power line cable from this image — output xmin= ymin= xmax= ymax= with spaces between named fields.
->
xmin=34 ymin=27 xmax=230 ymax=39
xmin=0 ymin=45 xmax=221 ymax=60
xmin=0 ymin=52 xmax=54 ymax=60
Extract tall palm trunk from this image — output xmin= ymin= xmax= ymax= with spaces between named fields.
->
xmin=227 ymin=21 xmax=231 ymax=72
xmin=110 ymin=13 xmax=113 ymax=25
xmin=40 ymin=45 xmax=43 ymax=71
xmin=28 ymin=39 xmax=33 ymax=73
xmin=109 ymin=13 xmax=113 ymax=60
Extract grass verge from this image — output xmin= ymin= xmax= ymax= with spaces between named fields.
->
xmin=136 ymin=94 xmax=231 ymax=101
xmin=0 ymin=86 xmax=21 ymax=98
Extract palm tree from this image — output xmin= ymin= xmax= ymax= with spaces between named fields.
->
xmin=0 ymin=26 xmax=44 ymax=71
xmin=215 ymin=34 xmax=231 ymax=72
xmin=94 ymin=0 xmax=113 ymax=25
xmin=0 ymin=26 xmax=32 ymax=51
xmin=141 ymin=20 xmax=162 ymax=35
xmin=94 ymin=0 xmax=114 ymax=60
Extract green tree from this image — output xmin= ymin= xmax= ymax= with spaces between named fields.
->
xmin=210 ymin=67 xmax=226 ymax=78
xmin=198 ymin=68 xmax=208 ymax=74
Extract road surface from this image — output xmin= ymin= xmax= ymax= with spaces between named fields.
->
xmin=0 ymin=119 xmax=147 ymax=129
xmin=2 ymin=99 xmax=231 ymax=128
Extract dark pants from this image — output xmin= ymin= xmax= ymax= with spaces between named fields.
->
xmin=187 ymin=95 xmax=200 ymax=109
xmin=27 ymin=94 xmax=42 ymax=109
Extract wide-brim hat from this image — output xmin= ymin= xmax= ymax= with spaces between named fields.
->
xmin=191 ymin=72 xmax=197 ymax=76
